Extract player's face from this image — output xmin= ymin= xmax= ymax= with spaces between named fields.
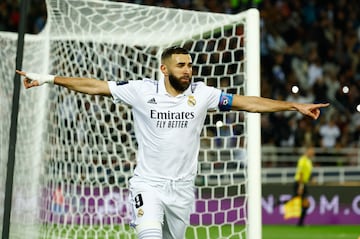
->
xmin=167 ymin=54 xmax=193 ymax=92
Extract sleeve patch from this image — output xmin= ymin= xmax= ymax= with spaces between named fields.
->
xmin=218 ymin=92 xmax=233 ymax=111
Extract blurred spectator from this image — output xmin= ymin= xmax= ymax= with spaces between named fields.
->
xmin=0 ymin=2 xmax=8 ymax=31
xmin=307 ymin=55 xmax=323 ymax=90
xmin=319 ymin=117 xmax=341 ymax=148
xmin=312 ymin=76 xmax=329 ymax=103
xmin=8 ymin=1 xmax=20 ymax=32
xmin=52 ymin=182 xmax=64 ymax=214
xmin=295 ymin=118 xmax=320 ymax=147
xmin=271 ymin=53 xmax=288 ymax=98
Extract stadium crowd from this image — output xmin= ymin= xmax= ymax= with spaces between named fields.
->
xmin=2 ymin=0 xmax=359 ymax=151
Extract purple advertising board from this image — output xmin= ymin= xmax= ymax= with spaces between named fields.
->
xmin=43 ymin=184 xmax=360 ymax=225
xmin=262 ymin=193 xmax=360 ymax=224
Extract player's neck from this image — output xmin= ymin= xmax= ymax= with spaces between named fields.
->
xmin=164 ymin=78 xmax=184 ymax=97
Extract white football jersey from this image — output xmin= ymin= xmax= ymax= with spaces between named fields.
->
xmin=108 ymin=77 xmax=222 ymax=181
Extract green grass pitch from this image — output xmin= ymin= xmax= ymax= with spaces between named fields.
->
xmin=41 ymin=224 xmax=359 ymax=239
xmin=262 ymin=225 xmax=359 ymax=239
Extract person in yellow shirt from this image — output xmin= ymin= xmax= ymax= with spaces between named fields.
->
xmin=275 ymin=146 xmax=315 ymax=226
xmin=294 ymin=146 xmax=314 ymax=226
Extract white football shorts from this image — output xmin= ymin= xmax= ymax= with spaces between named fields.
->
xmin=129 ymin=177 xmax=195 ymax=239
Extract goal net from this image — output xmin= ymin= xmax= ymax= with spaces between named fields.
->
xmin=0 ymin=1 xmax=261 ymax=239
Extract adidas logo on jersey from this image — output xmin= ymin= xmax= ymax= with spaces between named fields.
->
xmin=147 ymin=98 xmax=157 ymax=104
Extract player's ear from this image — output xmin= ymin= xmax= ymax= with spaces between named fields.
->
xmin=160 ymin=64 xmax=168 ymax=76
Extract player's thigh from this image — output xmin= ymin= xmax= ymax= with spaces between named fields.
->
xmin=129 ymin=181 xmax=164 ymax=231
xmin=163 ymin=183 xmax=195 ymax=239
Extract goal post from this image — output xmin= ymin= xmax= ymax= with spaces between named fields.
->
xmin=245 ymin=9 xmax=262 ymax=239
xmin=0 ymin=1 xmax=261 ymax=238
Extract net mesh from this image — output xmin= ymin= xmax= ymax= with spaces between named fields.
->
xmin=0 ymin=1 xmax=259 ymax=238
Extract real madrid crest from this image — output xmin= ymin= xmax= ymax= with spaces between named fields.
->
xmin=137 ymin=208 xmax=144 ymax=217
xmin=187 ymin=95 xmax=196 ymax=107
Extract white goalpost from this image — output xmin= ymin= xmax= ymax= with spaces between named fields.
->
xmin=0 ymin=1 xmax=261 ymax=238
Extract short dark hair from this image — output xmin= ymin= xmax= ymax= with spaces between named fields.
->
xmin=161 ymin=46 xmax=189 ymax=63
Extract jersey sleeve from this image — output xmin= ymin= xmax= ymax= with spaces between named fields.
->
xmin=108 ymin=80 xmax=140 ymax=106
xmin=198 ymin=83 xmax=222 ymax=110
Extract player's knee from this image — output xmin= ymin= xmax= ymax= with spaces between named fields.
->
xmin=136 ymin=222 xmax=162 ymax=239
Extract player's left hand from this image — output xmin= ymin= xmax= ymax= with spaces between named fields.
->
xmin=296 ymin=103 xmax=330 ymax=120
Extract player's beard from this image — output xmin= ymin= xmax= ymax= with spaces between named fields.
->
xmin=168 ymin=73 xmax=191 ymax=92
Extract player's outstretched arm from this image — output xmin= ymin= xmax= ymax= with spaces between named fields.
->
xmin=231 ymin=95 xmax=329 ymax=120
xmin=16 ymin=70 xmax=111 ymax=96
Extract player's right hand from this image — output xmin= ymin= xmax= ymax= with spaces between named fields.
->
xmin=16 ymin=70 xmax=40 ymax=89
xmin=16 ymin=70 xmax=55 ymax=88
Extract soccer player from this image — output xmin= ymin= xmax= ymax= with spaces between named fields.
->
xmin=16 ymin=46 xmax=329 ymax=239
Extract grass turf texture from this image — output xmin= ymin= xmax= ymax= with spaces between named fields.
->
xmin=40 ymin=224 xmax=359 ymax=239
xmin=262 ymin=225 xmax=359 ymax=239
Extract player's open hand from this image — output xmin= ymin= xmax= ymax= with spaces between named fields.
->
xmin=16 ymin=70 xmax=40 ymax=89
xmin=296 ymin=103 xmax=330 ymax=120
